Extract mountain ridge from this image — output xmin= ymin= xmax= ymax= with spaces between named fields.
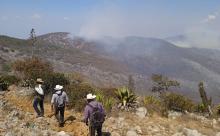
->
xmin=1 ymin=32 xmax=220 ymax=103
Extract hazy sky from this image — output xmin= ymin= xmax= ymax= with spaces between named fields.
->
xmin=0 ymin=0 xmax=220 ymax=46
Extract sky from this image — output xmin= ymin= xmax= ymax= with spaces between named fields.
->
xmin=1 ymin=0 xmax=220 ymax=48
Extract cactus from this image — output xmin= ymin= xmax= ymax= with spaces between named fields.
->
xmin=198 ymin=82 xmax=212 ymax=115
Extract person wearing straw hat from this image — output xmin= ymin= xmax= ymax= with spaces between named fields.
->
xmin=83 ymin=93 xmax=105 ymax=136
xmin=51 ymin=85 xmax=69 ymax=127
xmin=33 ymin=78 xmax=45 ymax=118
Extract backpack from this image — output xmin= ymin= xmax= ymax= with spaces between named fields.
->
xmin=88 ymin=103 xmax=105 ymax=127
xmin=56 ymin=92 xmax=64 ymax=108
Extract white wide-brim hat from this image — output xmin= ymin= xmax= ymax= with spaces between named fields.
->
xmin=54 ymin=85 xmax=63 ymax=90
xmin=86 ymin=93 xmax=96 ymax=100
xmin=36 ymin=78 xmax=44 ymax=83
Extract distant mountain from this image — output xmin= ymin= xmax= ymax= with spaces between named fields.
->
xmin=1 ymin=32 xmax=220 ymax=103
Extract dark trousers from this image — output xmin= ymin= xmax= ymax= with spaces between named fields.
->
xmin=55 ymin=106 xmax=65 ymax=127
xmin=33 ymin=97 xmax=44 ymax=116
xmin=89 ymin=125 xmax=102 ymax=136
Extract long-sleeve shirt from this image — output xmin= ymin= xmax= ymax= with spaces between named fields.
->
xmin=83 ymin=100 xmax=105 ymax=123
xmin=51 ymin=91 xmax=69 ymax=105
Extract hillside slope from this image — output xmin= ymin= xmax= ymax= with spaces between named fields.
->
xmin=1 ymin=86 xmax=220 ymax=136
xmin=1 ymin=33 xmax=220 ymax=102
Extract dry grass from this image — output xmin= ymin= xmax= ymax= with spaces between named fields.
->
xmin=3 ymin=86 xmax=220 ymax=136
xmin=4 ymin=89 xmax=88 ymax=136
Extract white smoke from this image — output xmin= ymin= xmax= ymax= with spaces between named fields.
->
xmin=170 ymin=12 xmax=220 ymax=49
xmin=79 ymin=6 xmax=126 ymax=39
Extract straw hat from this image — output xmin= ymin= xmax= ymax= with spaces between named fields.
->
xmin=36 ymin=78 xmax=44 ymax=83
xmin=86 ymin=93 xmax=96 ymax=100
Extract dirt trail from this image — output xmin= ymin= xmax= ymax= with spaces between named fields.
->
xmin=3 ymin=88 xmax=89 ymax=136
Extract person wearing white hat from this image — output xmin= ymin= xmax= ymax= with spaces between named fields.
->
xmin=33 ymin=78 xmax=45 ymax=117
xmin=83 ymin=93 xmax=106 ymax=136
xmin=51 ymin=85 xmax=69 ymax=127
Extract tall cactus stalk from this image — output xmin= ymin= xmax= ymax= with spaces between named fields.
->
xmin=198 ymin=82 xmax=213 ymax=115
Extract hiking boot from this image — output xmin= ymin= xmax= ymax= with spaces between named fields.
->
xmin=59 ymin=123 xmax=64 ymax=127
xmin=36 ymin=115 xmax=41 ymax=118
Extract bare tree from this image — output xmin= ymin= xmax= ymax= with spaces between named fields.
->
xmin=151 ymin=74 xmax=180 ymax=94
xmin=30 ymin=28 xmax=37 ymax=57
xmin=128 ymin=75 xmax=135 ymax=92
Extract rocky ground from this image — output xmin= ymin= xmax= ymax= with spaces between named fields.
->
xmin=1 ymin=86 xmax=220 ymax=136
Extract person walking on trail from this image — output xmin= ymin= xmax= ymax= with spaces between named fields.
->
xmin=33 ymin=78 xmax=45 ymax=118
xmin=83 ymin=93 xmax=106 ymax=136
xmin=51 ymin=85 xmax=69 ymax=127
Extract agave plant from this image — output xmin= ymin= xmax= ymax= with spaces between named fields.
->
xmin=95 ymin=91 xmax=105 ymax=103
xmin=104 ymin=97 xmax=115 ymax=112
xmin=116 ymin=87 xmax=138 ymax=109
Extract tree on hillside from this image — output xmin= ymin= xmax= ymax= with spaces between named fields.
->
xmin=198 ymin=81 xmax=213 ymax=115
xmin=29 ymin=28 xmax=37 ymax=57
xmin=128 ymin=75 xmax=135 ymax=92
xmin=151 ymin=74 xmax=180 ymax=94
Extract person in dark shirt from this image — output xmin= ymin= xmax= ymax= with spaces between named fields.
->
xmin=83 ymin=93 xmax=105 ymax=136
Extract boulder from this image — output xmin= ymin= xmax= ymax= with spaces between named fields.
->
xmin=56 ymin=131 xmax=70 ymax=136
xmin=111 ymin=132 xmax=121 ymax=136
xmin=168 ymin=111 xmax=182 ymax=119
xmin=182 ymin=128 xmax=205 ymax=136
xmin=172 ymin=132 xmax=184 ymax=136
xmin=126 ymin=130 xmax=138 ymax=136
xmin=134 ymin=126 xmax=142 ymax=134
xmin=136 ymin=107 xmax=147 ymax=118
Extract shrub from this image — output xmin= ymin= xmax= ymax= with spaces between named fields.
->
xmin=2 ymin=63 xmax=11 ymax=72
xmin=115 ymin=87 xmax=138 ymax=110
xmin=163 ymin=93 xmax=195 ymax=112
xmin=143 ymin=96 xmax=162 ymax=114
xmin=43 ymin=72 xmax=70 ymax=95
xmin=67 ymin=82 xmax=95 ymax=111
xmin=0 ymin=74 xmax=20 ymax=90
xmin=12 ymin=57 xmax=70 ymax=95
xmin=95 ymin=90 xmax=116 ymax=113
xmin=66 ymin=72 xmax=84 ymax=84
xmin=104 ymin=97 xmax=115 ymax=112
xmin=12 ymin=57 xmax=53 ymax=83
xmin=95 ymin=91 xmax=105 ymax=102
xmin=213 ymin=104 xmax=220 ymax=116
xmin=196 ymin=103 xmax=207 ymax=113
xmin=143 ymin=96 xmax=160 ymax=105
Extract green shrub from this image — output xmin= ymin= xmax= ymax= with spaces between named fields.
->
xmin=43 ymin=72 xmax=70 ymax=95
xmin=0 ymin=74 xmax=20 ymax=90
xmin=196 ymin=103 xmax=207 ymax=113
xmin=143 ymin=95 xmax=162 ymax=113
xmin=212 ymin=104 xmax=220 ymax=116
xmin=115 ymin=87 xmax=138 ymax=109
xmin=67 ymin=82 xmax=95 ymax=111
xmin=94 ymin=90 xmax=116 ymax=113
xmin=2 ymin=63 xmax=11 ymax=72
xmin=104 ymin=97 xmax=115 ymax=112
xmin=163 ymin=93 xmax=195 ymax=112
xmin=95 ymin=91 xmax=105 ymax=102
xmin=143 ymin=96 xmax=161 ymax=105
